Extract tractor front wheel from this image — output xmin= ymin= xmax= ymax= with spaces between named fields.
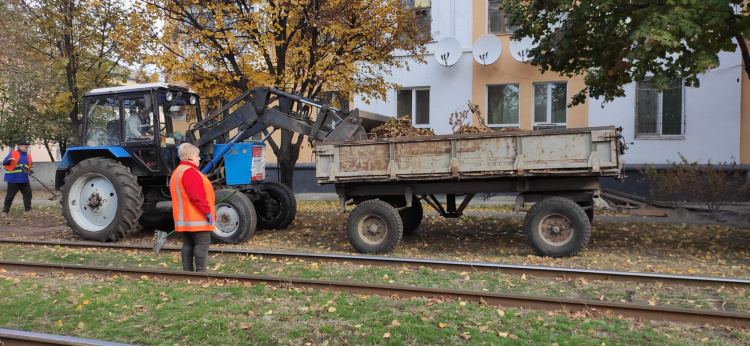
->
xmin=211 ymin=189 xmax=257 ymax=244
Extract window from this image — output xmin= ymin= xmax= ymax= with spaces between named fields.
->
xmin=488 ymin=1 xmax=517 ymax=34
xmin=84 ymin=97 xmax=119 ymax=147
xmin=397 ymin=88 xmax=430 ymax=126
xmin=532 ymin=82 xmax=567 ymax=129
xmin=403 ymin=0 xmax=432 ymax=40
xmin=487 ymin=84 xmax=520 ymax=128
xmin=635 ymin=78 xmax=684 ymax=137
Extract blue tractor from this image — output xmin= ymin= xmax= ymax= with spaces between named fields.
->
xmin=55 ymin=83 xmax=368 ymax=243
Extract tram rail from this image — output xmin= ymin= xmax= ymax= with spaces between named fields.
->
xmin=2 ymin=239 xmax=749 ymax=290
xmin=1 ymin=260 xmax=748 ymax=329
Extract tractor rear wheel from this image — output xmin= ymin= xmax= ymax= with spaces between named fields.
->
xmin=62 ymin=158 xmax=143 ymax=242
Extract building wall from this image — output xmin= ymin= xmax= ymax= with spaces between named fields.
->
xmin=470 ymin=0 xmax=589 ymax=130
xmin=588 ymin=49 xmax=744 ymax=164
xmin=353 ymin=0 xmax=474 ymax=136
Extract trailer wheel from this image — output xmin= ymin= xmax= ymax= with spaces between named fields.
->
xmin=347 ymin=199 xmax=403 ymax=254
xmin=211 ymin=189 xmax=257 ymax=244
xmin=524 ymin=197 xmax=591 ymax=258
xmin=399 ymin=200 xmax=423 ymax=236
xmin=253 ymin=182 xmax=296 ymax=230
xmin=62 ymin=158 xmax=143 ymax=242
xmin=585 ymin=208 xmax=594 ymax=223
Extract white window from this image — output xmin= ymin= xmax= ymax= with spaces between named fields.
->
xmin=487 ymin=84 xmax=519 ymax=128
xmin=397 ymin=88 xmax=430 ymax=126
xmin=488 ymin=1 xmax=517 ymax=34
xmin=532 ymin=82 xmax=567 ymax=129
xmin=635 ymin=78 xmax=684 ymax=137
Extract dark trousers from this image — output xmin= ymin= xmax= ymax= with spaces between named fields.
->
xmin=3 ymin=182 xmax=32 ymax=213
xmin=181 ymin=231 xmax=211 ymax=272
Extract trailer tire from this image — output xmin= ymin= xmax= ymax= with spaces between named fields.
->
xmin=399 ymin=201 xmax=423 ymax=236
xmin=62 ymin=158 xmax=143 ymax=242
xmin=211 ymin=189 xmax=257 ymax=244
xmin=254 ymin=182 xmax=296 ymax=230
xmin=347 ymin=199 xmax=403 ymax=254
xmin=585 ymin=208 xmax=594 ymax=223
xmin=524 ymin=197 xmax=590 ymax=258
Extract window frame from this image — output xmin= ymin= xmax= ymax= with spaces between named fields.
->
xmin=486 ymin=83 xmax=520 ymax=129
xmin=531 ymin=81 xmax=567 ymax=129
xmin=634 ymin=78 xmax=685 ymax=139
xmin=396 ymin=87 xmax=431 ymax=127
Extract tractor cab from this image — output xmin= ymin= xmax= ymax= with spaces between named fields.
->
xmin=79 ymin=83 xmax=201 ymax=176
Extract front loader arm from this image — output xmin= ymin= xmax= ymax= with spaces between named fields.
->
xmin=191 ymin=86 xmax=366 ymax=148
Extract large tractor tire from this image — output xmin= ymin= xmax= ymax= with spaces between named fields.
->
xmin=62 ymin=158 xmax=143 ymax=242
xmin=253 ymin=181 xmax=296 ymax=230
xmin=346 ymin=199 xmax=403 ymax=254
xmin=211 ymin=189 xmax=257 ymax=244
xmin=524 ymin=197 xmax=591 ymax=258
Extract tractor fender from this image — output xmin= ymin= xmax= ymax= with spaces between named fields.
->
xmin=55 ymin=147 xmax=132 ymax=190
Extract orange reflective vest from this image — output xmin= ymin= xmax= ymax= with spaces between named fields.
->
xmin=3 ymin=150 xmax=32 ymax=173
xmin=170 ymin=164 xmax=216 ymax=232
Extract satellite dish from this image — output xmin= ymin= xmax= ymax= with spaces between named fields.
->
xmin=434 ymin=37 xmax=463 ymax=67
xmin=509 ymin=37 xmax=536 ymax=63
xmin=472 ymin=34 xmax=502 ymax=66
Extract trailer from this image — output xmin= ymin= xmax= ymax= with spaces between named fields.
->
xmin=314 ymin=126 xmax=626 ymax=257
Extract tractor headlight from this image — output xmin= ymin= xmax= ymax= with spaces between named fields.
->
xmin=166 ymin=92 xmax=174 ymax=102
xmin=189 ymin=95 xmax=197 ymax=105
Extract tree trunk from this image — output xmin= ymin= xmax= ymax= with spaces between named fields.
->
xmin=58 ymin=138 xmax=68 ymax=159
xmin=276 ymin=129 xmax=302 ymax=190
xmin=42 ymin=140 xmax=54 ymax=161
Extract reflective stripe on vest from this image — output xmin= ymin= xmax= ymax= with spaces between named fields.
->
xmin=4 ymin=151 xmax=32 ymax=173
xmin=170 ymin=164 xmax=216 ymax=232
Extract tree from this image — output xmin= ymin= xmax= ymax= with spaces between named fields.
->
xmin=146 ymin=0 xmax=429 ymax=189
xmin=501 ymin=0 xmax=750 ymax=106
xmin=1 ymin=0 xmax=156 ymax=155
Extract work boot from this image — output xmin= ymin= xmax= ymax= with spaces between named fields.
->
xmin=1 ymin=212 xmax=7 ymax=218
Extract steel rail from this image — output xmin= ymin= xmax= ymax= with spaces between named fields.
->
xmin=1 ymin=260 xmax=748 ymax=328
xmin=0 ymin=327 xmax=132 ymax=346
xmin=2 ymin=239 xmax=749 ymax=290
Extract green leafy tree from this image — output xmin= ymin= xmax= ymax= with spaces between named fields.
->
xmin=501 ymin=0 xmax=750 ymax=105
xmin=146 ymin=0 xmax=429 ymax=189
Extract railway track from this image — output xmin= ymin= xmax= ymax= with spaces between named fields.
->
xmin=2 ymin=239 xmax=749 ymax=290
xmin=0 ymin=327 xmax=132 ymax=345
xmin=1 ymin=259 xmax=749 ymax=329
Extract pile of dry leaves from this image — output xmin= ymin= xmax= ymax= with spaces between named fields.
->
xmin=371 ymin=116 xmax=435 ymax=138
